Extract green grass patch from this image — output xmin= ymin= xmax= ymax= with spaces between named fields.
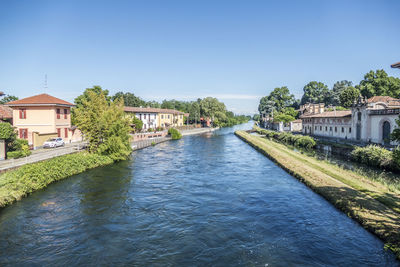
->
xmin=0 ymin=152 xmax=114 ymax=208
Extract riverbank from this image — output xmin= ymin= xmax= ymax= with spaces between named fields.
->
xmin=0 ymin=152 xmax=115 ymax=208
xmin=235 ymin=130 xmax=400 ymax=259
xmin=181 ymin=127 xmax=219 ymax=136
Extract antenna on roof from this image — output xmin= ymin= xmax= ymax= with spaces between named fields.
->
xmin=44 ymin=74 xmax=48 ymax=91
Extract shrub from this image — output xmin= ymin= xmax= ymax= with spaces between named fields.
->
xmin=168 ymin=128 xmax=182 ymax=140
xmin=156 ymin=126 xmax=164 ymax=132
xmin=351 ymin=145 xmax=397 ymax=171
xmin=148 ymin=128 xmax=154 ymax=132
xmin=0 ymin=152 xmax=114 ymax=207
xmin=254 ymin=127 xmax=316 ymax=150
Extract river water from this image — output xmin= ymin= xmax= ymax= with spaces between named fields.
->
xmin=0 ymin=122 xmax=398 ymax=266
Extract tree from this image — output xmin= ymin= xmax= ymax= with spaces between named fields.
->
xmin=330 ymin=80 xmax=353 ymax=106
xmin=391 ymin=117 xmax=400 ymax=142
xmin=273 ymin=113 xmax=295 ymax=123
xmin=188 ymin=102 xmax=200 ymax=123
xmin=0 ymin=95 xmax=18 ymax=104
xmin=357 ymin=69 xmax=400 ymax=98
xmin=300 ymin=81 xmax=330 ymax=105
xmin=72 ymin=86 xmax=111 ymax=125
xmin=112 ymin=92 xmax=145 ymax=107
xmin=200 ymin=97 xmax=227 ymax=122
xmin=339 ymin=86 xmax=360 ymax=108
xmin=266 ymin=86 xmax=296 ymax=112
xmin=73 ymin=89 xmax=131 ymax=160
xmin=258 ymin=97 xmax=275 ymax=114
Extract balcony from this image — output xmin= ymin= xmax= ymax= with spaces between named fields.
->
xmin=369 ymin=108 xmax=400 ymax=116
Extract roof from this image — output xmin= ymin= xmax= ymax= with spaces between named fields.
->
xmin=292 ymin=119 xmax=302 ymax=123
xmin=391 ymin=62 xmax=400 ymax=69
xmin=124 ymin=106 xmax=185 ymax=115
xmin=0 ymin=105 xmax=12 ymax=119
xmin=300 ymin=110 xmax=351 ymax=119
xmin=368 ymin=96 xmax=400 ymax=107
xmin=6 ymin=93 xmax=74 ymax=106
xmin=0 ymin=92 xmax=4 ymax=96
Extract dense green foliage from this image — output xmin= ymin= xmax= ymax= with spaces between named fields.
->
xmin=357 ymin=69 xmax=400 ymax=98
xmin=300 ymin=81 xmax=330 ymax=105
xmin=0 ymin=123 xmax=31 ymax=158
xmin=112 ymin=91 xmax=146 ymax=107
xmin=0 ymin=94 xmax=18 ymax=104
xmin=330 ymin=80 xmax=353 ymax=106
xmin=258 ymin=87 xmax=296 ymax=114
xmin=339 ymin=86 xmax=360 ymax=108
xmin=391 ymin=118 xmax=400 ymax=142
xmin=0 ymin=152 xmax=114 ymax=207
xmin=168 ymin=128 xmax=182 ymax=140
xmin=73 ymin=87 xmax=132 ymax=160
xmin=351 ymin=145 xmax=399 ymax=172
xmin=255 ymin=128 xmax=316 ymax=149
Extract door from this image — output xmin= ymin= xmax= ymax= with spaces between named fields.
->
xmin=356 ymin=124 xmax=361 ymax=141
xmin=382 ymin=121 xmax=391 ymax=145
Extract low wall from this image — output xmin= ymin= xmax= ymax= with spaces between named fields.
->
xmin=130 ymin=131 xmax=168 ymax=142
xmin=32 ymin=132 xmax=58 ymax=150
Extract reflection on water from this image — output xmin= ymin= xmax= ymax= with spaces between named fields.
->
xmin=0 ymin=122 xmax=398 ymax=266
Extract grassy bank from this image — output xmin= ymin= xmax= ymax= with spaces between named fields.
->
xmin=0 ymin=152 xmax=114 ymax=208
xmin=235 ymin=130 xmax=400 ymax=259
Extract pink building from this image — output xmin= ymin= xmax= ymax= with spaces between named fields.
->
xmin=6 ymin=94 xmax=80 ymax=148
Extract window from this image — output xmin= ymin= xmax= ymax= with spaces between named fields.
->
xmin=330 ymin=127 xmax=332 ymax=131
xmin=335 ymin=127 xmax=337 ymax=132
xmin=315 ymin=126 xmax=317 ymax=131
xmin=19 ymin=109 xmax=27 ymax=119
xmin=161 ymin=115 xmax=164 ymax=119
xmin=325 ymin=126 xmax=327 ymax=131
xmin=168 ymin=115 xmax=170 ymax=119
xmin=342 ymin=127 xmax=344 ymax=133
xmin=320 ymin=126 xmax=322 ymax=131
xmin=57 ymin=128 xmax=61 ymax=137
xmin=144 ymin=114 xmax=146 ymax=119
xmin=65 ymin=128 xmax=68 ymax=138
xmin=64 ymin=109 xmax=68 ymax=119
xmin=57 ymin=109 xmax=61 ymax=119
xmin=19 ymin=129 xmax=28 ymax=139
xmin=349 ymin=127 xmax=352 ymax=133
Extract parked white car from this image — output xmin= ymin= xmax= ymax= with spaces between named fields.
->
xmin=43 ymin=138 xmax=65 ymax=148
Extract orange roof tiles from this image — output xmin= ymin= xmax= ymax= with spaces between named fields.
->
xmin=300 ymin=110 xmax=351 ymax=118
xmin=124 ymin=106 xmax=185 ymax=115
xmin=0 ymin=105 xmax=12 ymax=119
xmin=6 ymin=93 xmax=74 ymax=106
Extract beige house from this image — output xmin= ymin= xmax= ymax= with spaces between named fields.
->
xmin=124 ymin=107 xmax=186 ymax=130
xmin=6 ymin=93 xmax=79 ymax=148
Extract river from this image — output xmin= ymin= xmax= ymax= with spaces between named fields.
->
xmin=0 ymin=122 xmax=398 ymax=266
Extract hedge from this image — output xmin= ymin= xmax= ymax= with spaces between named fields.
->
xmin=255 ymin=128 xmax=316 ymax=149
xmin=0 ymin=152 xmax=114 ymax=207
xmin=351 ymin=145 xmax=399 ymax=172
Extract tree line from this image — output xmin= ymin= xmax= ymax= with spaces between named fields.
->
xmin=258 ymin=69 xmax=400 ymax=123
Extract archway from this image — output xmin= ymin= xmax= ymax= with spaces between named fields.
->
xmin=382 ymin=121 xmax=391 ymax=145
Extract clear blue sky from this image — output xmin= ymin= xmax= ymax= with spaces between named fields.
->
xmin=1 ymin=0 xmax=399 ymax=114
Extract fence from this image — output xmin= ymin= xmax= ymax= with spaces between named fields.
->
xmin=0 ymin=143 xmax=87 ymax=173
xmin=131 ymin=137 xmax=171 ymax=151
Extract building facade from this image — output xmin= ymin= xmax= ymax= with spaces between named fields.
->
xmin=6 ymin=94 xmax=75 ymax=147
xmin=124 ymin=107 xmax=185 ymax=131
xmin=300 ymin=96 xmax=400 ymax=146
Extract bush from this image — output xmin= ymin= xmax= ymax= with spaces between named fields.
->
xmin=255 ymin=127 xmax=316 ymax=149
xmin=7 ymin=149 xmax=31 ymax=159
xmin=351 ymin=145 xmax=396 ymax=170
xmin=147 ymin=128 xmax=154 ymax=132
xmin=0 ymin=152 xmax=114 ymax=207
xmin=168 ymin=128 xmax=182 ymax=140
xmin=156 ymin=126 xmax=164 ymax=132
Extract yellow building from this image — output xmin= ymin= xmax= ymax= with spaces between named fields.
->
xmin=158 ymin=109 xmax=185 ymax=128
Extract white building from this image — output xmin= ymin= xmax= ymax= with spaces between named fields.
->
xmin=301 ymin=96 xmax=400 ymax=146
xmin=124 ymin=107 xmax=159 ymax=130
